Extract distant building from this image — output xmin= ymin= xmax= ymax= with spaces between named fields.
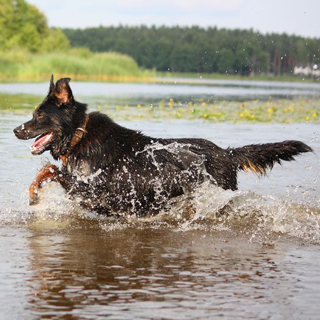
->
xmin=294 ymin=64 xmax=320 ymax=77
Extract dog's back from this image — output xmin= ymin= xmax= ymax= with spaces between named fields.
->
xmin=65 ymin=114 xmax=312 ymax=215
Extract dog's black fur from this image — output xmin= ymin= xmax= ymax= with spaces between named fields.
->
xmin=14 ymin=77 xmax=313 ymax=216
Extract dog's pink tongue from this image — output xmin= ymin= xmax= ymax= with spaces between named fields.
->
xmin=31 ymin=132 xmax=53 ymax=154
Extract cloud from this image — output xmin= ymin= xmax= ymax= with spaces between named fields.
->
xmin=118 ymin=0 xmax=244 ymax=11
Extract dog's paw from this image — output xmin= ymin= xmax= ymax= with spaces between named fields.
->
xmin=29 ymin=195 xmax=39 ymax=206
xmin=29 ymin=189 xmax=40 ymax=205
xmin=29 ymin=181 xmax=40 ymax=206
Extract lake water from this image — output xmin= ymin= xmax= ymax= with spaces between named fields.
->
xmin=0 ymin=80 xmax=320 ymax=320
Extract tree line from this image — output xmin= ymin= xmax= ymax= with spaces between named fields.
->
xmin=63 ymin=26 xmax=320 ymax=76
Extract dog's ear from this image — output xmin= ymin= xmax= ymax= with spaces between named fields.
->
xmin=52 ymin=78 xmax=73 ymax=106
xmin=48 ymin=74 xmax=55 ymax=94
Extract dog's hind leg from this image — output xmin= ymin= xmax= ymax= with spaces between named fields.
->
xmin=29 ymin=163 xmax=60 ymax=205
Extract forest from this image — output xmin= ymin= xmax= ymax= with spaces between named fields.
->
xmin=1 ymin=0 xmax=320 ymax=79
xmin=64 ymin=26 xmax=320 ymax=76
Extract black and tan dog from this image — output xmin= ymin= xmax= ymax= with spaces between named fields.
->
xmin=13 ymin=76 xmax=313 ymax=216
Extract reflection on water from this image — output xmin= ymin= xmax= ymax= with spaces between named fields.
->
xmin=1 ymin=226 xmax=320 ymax=320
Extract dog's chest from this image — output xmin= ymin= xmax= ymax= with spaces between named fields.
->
xmin=68 ymin=160 xmax=92 ymax=177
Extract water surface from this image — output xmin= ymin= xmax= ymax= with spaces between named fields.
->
xmin=0 ymin=78 xmax=320 ymax=104
xmin=0 ymin=80 xmax=320 ymax=320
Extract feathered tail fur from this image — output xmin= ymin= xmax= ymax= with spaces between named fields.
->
xmin=231 ymin=140 xmax=313 ymax=175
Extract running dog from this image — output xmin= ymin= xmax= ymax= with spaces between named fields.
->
xmin=13 ymin=76 xmax=313 ymax=216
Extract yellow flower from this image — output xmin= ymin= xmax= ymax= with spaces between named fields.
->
xmin=201 ymin=102 xmax=207 ymax=107
xmin=203 ymin=114 xmax=209 ymax=119
xmin=306 ymin=116 xmax=310 ymax=121
xmin=34 ymin=105 xmax=38 ymax=109
xmin=137 ymin=104 xmax=141 ymax=109
xmin=312 ymin=113 xmax=317 ymax=118
xmin=283 ymin=108 xmax=287 ymax=113
xmin=240 ymin=113 xmax=244 ymax=118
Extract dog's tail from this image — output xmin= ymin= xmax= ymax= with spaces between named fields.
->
xmin=230 ymin=140 xmax=313 ymax=175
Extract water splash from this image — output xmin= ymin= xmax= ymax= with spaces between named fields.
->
xmin=158 ymin=181 xmax=320 ymax=243
xmin=1 ymin=141 xmax=319 ymax=243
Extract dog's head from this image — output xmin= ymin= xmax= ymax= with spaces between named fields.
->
xmin=13 ymin=75 xmax=87 ymax=159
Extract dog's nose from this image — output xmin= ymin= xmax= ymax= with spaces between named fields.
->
xmin=13 ymin=125 xmax=25 ymax=138
xmin=13 ymin=126 xmax=20 ymax=135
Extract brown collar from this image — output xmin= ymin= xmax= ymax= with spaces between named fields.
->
xmin=60 ymin=115 xmax=90 ymax=166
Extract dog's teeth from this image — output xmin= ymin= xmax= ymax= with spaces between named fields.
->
xmin=30 ymin=132 xmax=53 ymax=154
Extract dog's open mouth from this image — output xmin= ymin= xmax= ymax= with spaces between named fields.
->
xmin=30 ymin=132 xmax=54 ymax=155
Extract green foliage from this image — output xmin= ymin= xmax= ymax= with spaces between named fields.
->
xmin=42 ymin=28 xmax=70 ymax=52
xmin=0 ymin=50 xmax=154 ymax=81
xmin=63 ymin=26 xmax=320 ymax=76
xmin=0 ymin=0 xmax=69 ymax=52
xmin=0 ymin=1 xmax=152 ymax=81
xmin=170 ymin=44 xmax=195 ymax=72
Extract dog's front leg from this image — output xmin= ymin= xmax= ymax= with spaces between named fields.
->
xmin=29 ymin=163 xmax=60 ymax=205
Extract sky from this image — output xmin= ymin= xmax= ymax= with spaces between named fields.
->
xmin=28 ymin=0 xmax=320 ymax=38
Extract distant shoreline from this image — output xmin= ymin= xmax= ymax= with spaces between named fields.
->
xmin=157 ymin=72 xmax=320 ymax=84
xmin=1 ymin=71 xmax=318 ymax=85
